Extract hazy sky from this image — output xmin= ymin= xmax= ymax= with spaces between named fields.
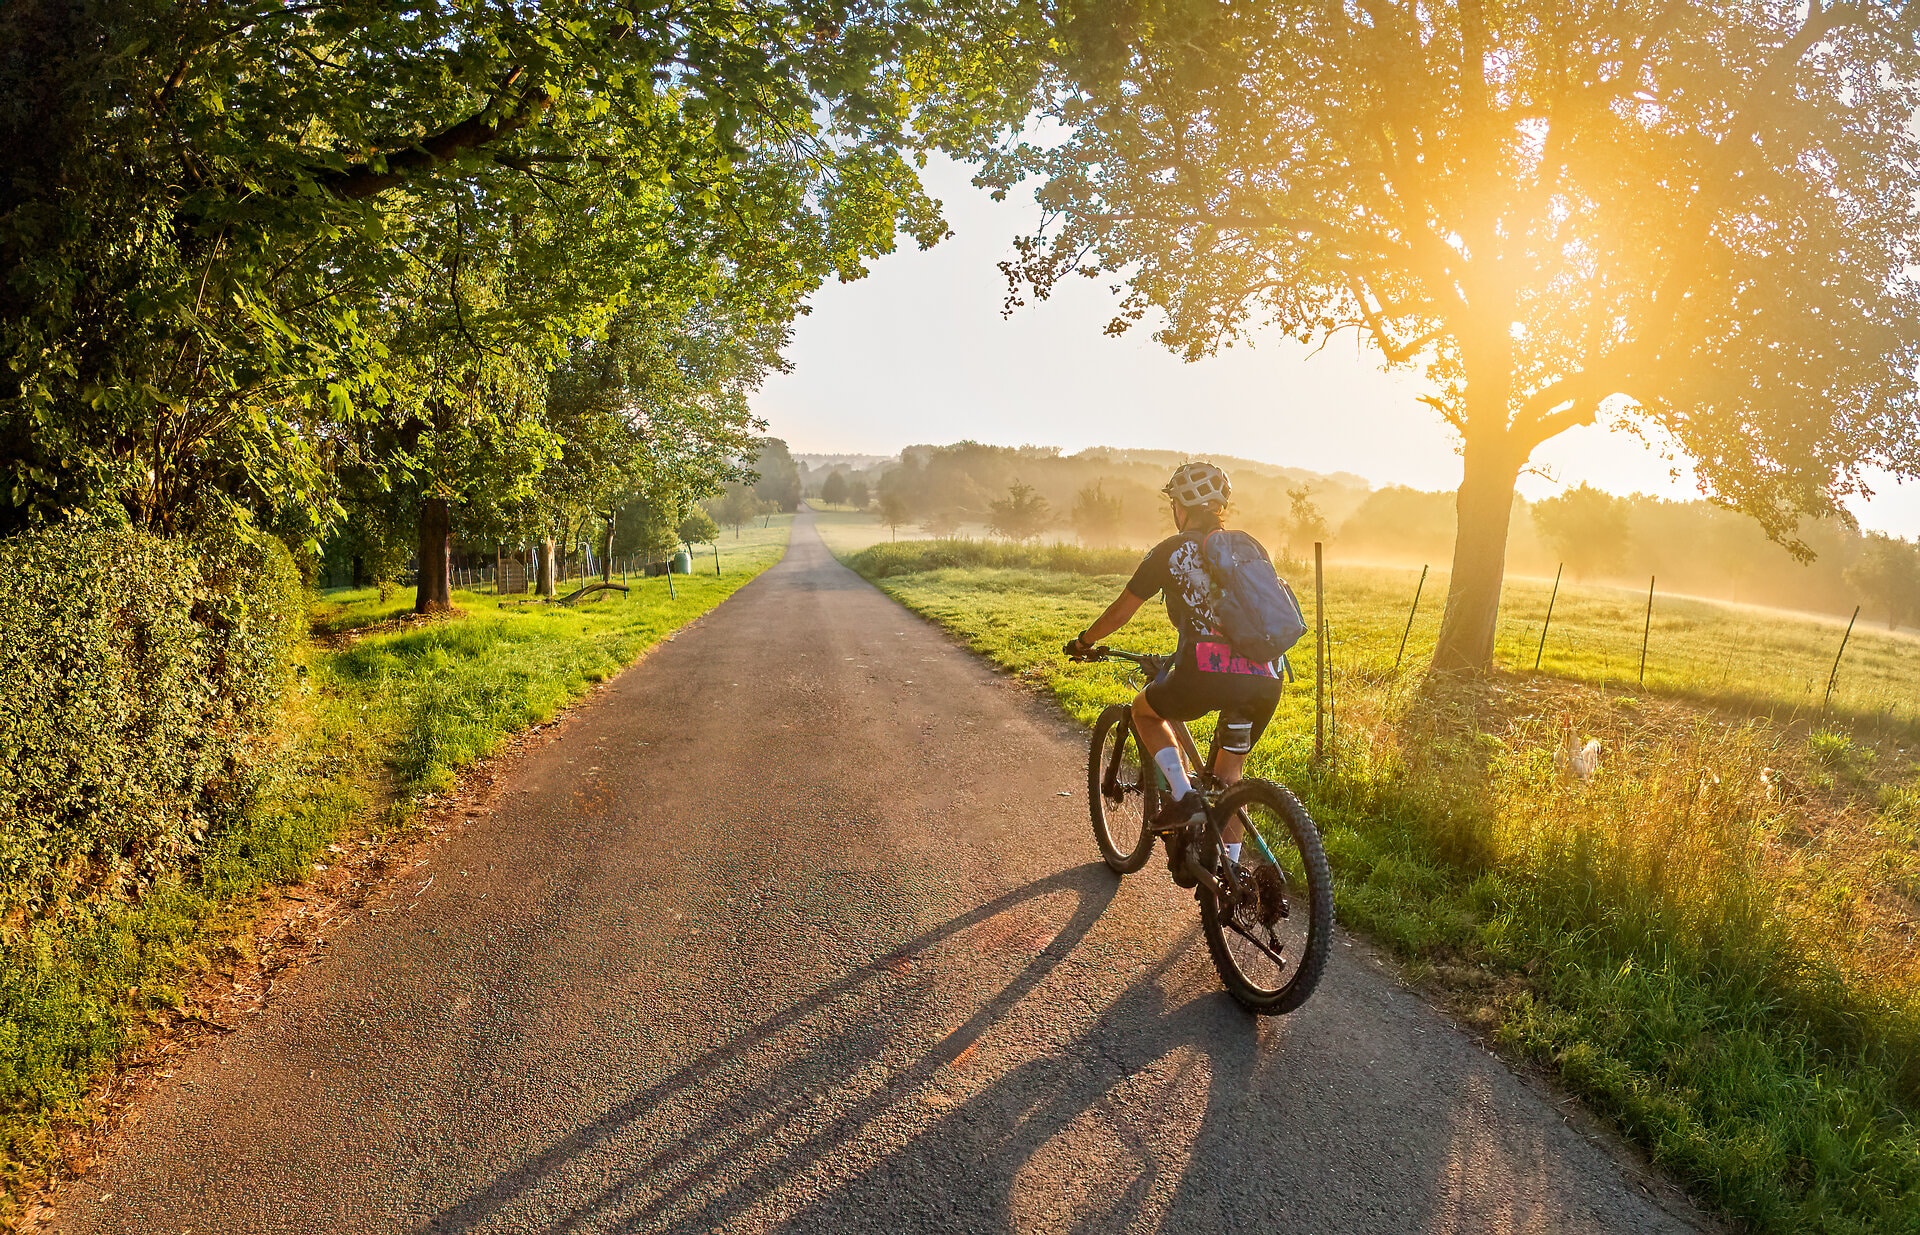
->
xmin=752 ymin=158 xmax=1920 ymax=539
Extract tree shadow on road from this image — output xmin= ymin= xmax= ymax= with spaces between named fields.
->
xmin=411 ymin=864 xmax=1265 ymax=1233
xmin=413 ymin=861 xmax=1622 ymax=1235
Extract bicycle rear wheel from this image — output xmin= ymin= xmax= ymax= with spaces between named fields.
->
xmin=1199 ymin=779 xmax=1333 ymax=1015
xmin=1088 ymin=704 xmax=1155 ymax=873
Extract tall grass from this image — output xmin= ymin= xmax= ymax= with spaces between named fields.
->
xmin=850 ymin=538 xmax=1142 ymax=578
xmin=843 ymin=552 xmax=1920 ymax=1234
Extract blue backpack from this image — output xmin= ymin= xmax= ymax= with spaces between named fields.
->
xmin=1200 ymin=530 xmax=1309 ymax=663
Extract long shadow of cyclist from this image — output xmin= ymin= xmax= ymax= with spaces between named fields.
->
xmin=413 ymin=863 xmax=1274 ymax=1234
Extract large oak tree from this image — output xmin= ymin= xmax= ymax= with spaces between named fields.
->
xmin=996 ymin=0 xmax=1920 ymax=670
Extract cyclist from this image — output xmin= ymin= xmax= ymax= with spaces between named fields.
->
xmin=1063 ymin=461 xmax=1284 ymax=871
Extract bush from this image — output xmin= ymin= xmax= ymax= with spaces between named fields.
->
xmin=848 ymin=538 xmax=1141 ymax=579
xmin=0 ymin=521 xmax=302 ymax=915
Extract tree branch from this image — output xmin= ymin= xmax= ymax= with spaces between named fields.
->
xmin=318 ymin=81 xmax=553 ymax=201
xmin=1342 ymin=270 xmax=1443 ymax=362
xmin=1511 ymin=364 xmax=1635 ymax=446
xmin=1079 ymin=208 xmax=1389 ymax=251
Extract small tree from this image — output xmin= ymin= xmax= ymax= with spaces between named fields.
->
xmin=1846 ymin=535 xmax=1920 ymax=630
xmin=878 ymin=491 xmax=912 ymax=541
xmin=752 ymin=438 xmax=804 ymax=512
xmin=846 ymin=477 xmax=870 ymax=510
xmin=1533 ymin=485 xmax=1630 ymax=581
xmin=923 ymin=508 xmax=962 ymax=538
xmin=678 ymin=507 xmax=720 ymax=553
xmin=988 ymin=480 xmax=1053 ymax=542
xmin=821 ymin=471 xmax=850 ymax=508
xmin=714 ymin=484 xmax=763 ymax=538
xmin=1284 ymin=486 xmax=1329 ymax=564
xmin=637 ymin=511 xmax=683 ymax=566
xmin=1071 ymin=481 xmax=1125 ymax=547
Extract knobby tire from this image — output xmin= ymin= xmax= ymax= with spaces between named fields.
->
xmin=1199 ymin=778 xmax=1333 ymax=1015
xmin=1087 ymin=705 xmax=1154 ymax=874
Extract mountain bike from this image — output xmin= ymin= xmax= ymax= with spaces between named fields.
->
xmin=1073 ymin=646 xmax=1333 ymax=1015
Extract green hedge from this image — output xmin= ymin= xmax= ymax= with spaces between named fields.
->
xmin=0 ymin=522 xmax=302 ymax=914
xmin=847 ymin=538 xmax=1142 ymax=579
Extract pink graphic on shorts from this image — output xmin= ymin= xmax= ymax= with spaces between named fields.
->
xmin=1195 ymin=640 xmax=1276 ymax=677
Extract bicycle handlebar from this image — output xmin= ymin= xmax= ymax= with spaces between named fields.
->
xmin=1066 ymin=643 xmax=1170 ymax=673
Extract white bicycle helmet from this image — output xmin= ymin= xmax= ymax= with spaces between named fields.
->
xmin=1163 ymin=461 xmax=1231 ymax=509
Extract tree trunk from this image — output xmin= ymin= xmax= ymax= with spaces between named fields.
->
xmin=414 ymin=497 xmax=453 ymax=614
xmin=537 ymin=536 xmax=557 ymax=597
xmin=1431 ymin=432 xmax=1524 ymax=673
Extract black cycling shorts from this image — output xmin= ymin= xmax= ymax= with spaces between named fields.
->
xmin=1143 ymin=662 xmax=1282 ymax=749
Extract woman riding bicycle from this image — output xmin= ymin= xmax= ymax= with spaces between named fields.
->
xmin=1063 ymin=462 xmax=1284 ymax=871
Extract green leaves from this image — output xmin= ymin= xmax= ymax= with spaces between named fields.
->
xmin=1000 ymin=0 xmax=1920 ymax=666
xmin=0 ymin=521 xmax=302 ymax=916
xmin=1 ymin=0 xmax=1045 ymax=541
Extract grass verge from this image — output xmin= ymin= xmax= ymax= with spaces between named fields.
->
xmin=842 ymin=543 xmax=1920 ymax=1235
xmin=0 ymin=518 xmax=790 ymax=1214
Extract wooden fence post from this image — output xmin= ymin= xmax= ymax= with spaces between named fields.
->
xmin=1534 ymin=563 xmax=1563 ymax=671
xmin=1314 ymin=542 xmax=1326 ymax=764
xmin=1824 ymin=605 xmax=1860 ymax=714
xmin=1638 ymin=575 xmax=1656 ymax=686
xmin=1393 ymin=564 xmax=1428 ymax=674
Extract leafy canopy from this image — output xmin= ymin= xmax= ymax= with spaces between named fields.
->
xmin=995 ymin=0 xmax=1920 ymax=546
xmin=0 ymin=0 xmax=1043 ymax=533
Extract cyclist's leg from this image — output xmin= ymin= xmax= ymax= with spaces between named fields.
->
xmin=1136 ymin=671 xmax=1212 ymax=823
xmin=1206 ymin=685 xmax=1282 ymax=845
xmin=1129 ymin=690 xmax=1180 ymax=758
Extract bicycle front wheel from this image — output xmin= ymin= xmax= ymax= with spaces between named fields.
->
xmin=1088 ymin=704 xmax=1155 ymax=873
xmin=1200 ymin=778 xmax=1333 ymax=1015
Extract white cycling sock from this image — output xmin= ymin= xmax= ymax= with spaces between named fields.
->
xmin=1153 ymin=747 xmax=1194 ymax=799
xmin=1224 ymin=842 xmax=1243 ymax=865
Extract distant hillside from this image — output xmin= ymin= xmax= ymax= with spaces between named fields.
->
xmin=792 ymin=439 xmax=1919 ymax=627
xmin=1068 ymin=446 xmax=1369 ymax=492
xmin=793 ymin=452 xmax=893 ymax=473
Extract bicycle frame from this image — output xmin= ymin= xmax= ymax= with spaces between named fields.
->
xmin=1077 ymin=642 xmax=1335 ymax=1013
xmin=1093 ymin=648 xmax=1285 ymax=872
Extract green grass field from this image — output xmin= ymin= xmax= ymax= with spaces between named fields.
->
xmin=805 ymin=504 xmax=995 ymax=557
xmin=0 ymin=518 xmax=791 ymax=1210
xmin=841 ymin=538 xmax=1920 ymax=1235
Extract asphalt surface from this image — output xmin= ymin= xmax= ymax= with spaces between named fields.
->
xmin=57 ymin=512 xmax=1703 ymax=1234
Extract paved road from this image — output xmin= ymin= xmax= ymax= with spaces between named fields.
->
xmin=58 ymin=512 xmax=1701 ymax=1234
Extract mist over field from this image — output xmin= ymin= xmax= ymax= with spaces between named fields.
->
xmin=798 ymin=442 xmax=1920 ymax=634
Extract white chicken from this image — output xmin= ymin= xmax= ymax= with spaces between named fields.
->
xmin=1556 ymin=733 xmax=1603 ymax=781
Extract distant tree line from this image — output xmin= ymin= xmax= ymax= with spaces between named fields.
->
xmin=800 ymin=442 xmax=1371 ymax=555
xmin=802 ymin=444 xmax=1920 ymax=631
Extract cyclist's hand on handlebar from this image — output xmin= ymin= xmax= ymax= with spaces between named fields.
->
xmin=1063 ymin=635 xmax=1097 ymax=661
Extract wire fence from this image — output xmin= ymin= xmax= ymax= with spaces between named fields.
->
xmin=1305 ymin=556 xmax=1920 ymax=740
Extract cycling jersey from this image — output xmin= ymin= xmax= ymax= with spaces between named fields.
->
xmin=1125 ymin=533 xmax=1280 ymax=680
xmin=1126 ymin=530 xmax=1283 ymax=746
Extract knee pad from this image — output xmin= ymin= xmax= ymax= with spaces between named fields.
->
xmin=1219 ymin=718 xmax=1256 ymax=754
